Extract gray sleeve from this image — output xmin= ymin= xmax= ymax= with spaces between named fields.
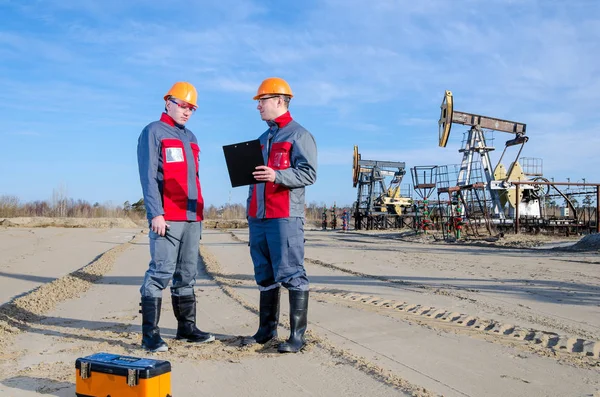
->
xmin=274 ymin=131 xmax=317 ymax=188
xmin=246 ymin=185 xmax=254 ymax=216
xmin=137 ymin=127 xmax=164 ymax=219
xmin=190 ymin=131 xmax=200 ymax=177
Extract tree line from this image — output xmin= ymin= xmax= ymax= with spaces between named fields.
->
xmin=0 ymin=194 xmax=140 ymax=219
xmin=0 ymin=195 xmax=350 ymax=222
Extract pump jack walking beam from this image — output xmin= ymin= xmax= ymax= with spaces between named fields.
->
xmin=438 ymin=90 xmax=527 ymax=148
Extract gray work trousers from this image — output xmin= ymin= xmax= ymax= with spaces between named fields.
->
xmin=249 ymin=217 xmax=309 ymax=292
xmin=140 ymin=221 xmax=201 ymax=298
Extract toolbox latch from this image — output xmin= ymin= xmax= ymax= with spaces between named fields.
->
xmin=80 ymin=361 xmax=91 ymax=379
xmin=127 ymin=368 xmax=140 ymax=387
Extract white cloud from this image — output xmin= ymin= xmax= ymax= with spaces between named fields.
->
xmin=2 ymin=0 xmax=600 ymax=205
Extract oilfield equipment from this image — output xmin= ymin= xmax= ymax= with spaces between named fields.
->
xmin=435 ymin=89 xmax=558 ymax=237
xmin=411 ymin=166 xmax=438 ymax=200
xmin=411 ymin=166 xmax=438 ymax=233
xmin=437 ymin=89 xmax=540 ymax=218
xmin=435 ymin=90 xmax=600 ymax=236
xmin=341 ymin=209 xmax=350 ymax=232
xmin=321 ymin=203 xmax=345 ymax=230
xmin=352 ymin=145 xmax=413 ymax=229
xmin=510 ymin=180 xmax=600 ymax=234
xmin=345 ymin=90 xmax=599 ymax=235
xmin=330 ymin=203 xmax=338 ymax=229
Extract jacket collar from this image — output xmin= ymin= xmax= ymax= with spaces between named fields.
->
xmin=267 ymin=111 xmax=293 ymax=129
xmin=160 ymin=112 xmax=185 ymax=129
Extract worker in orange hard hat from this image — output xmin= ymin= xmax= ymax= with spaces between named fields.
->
xmin=136 ymin=81 xmax=215 ymax=352
xmin=242 ymin=77 xmax=318 ymax=353
xmin=162 ymin=82 xmax=198 ymax=125
xmin=252 ymin=77 xmax=294 ymax=100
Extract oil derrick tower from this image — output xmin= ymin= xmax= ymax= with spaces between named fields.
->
xmin=352 ymin=145 xmax=412 ymax=230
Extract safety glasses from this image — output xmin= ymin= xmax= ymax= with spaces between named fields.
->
xmin=169 ymin=98 xmax=197 ymax=112
xmin=256 ymin=96 xmax=279 ymax=104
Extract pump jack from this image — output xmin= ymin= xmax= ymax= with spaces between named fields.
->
xmin=438 ymin=90 xmax=539 ymax=219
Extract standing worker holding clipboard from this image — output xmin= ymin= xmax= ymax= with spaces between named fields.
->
xmin=242 ymin=77 xmax=318 ymax=353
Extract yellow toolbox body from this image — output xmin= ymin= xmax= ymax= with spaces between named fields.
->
xmin=75 ymin=352 xmax=171 ymax=397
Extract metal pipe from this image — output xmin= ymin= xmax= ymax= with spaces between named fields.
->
xmin=512 ymin=181 xmax=600 ymax=187
xmin=597 ymin=187 xmax=600 ymax=234
xmin=515 ymin=183 xmax=520 ymax=234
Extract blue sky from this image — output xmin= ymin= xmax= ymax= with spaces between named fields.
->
xmin=1 ymin=0 xmax=599 ymax=208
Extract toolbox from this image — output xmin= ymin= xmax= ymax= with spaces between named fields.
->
xmin=75 ymin=352 xmax=172 ymax=397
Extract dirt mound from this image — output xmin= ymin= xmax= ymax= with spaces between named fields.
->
xmin=563 ymin=234 xmax=600 ymax=252
xmin=359 ymin=229 xmax=582 ymax=249
xmin=203 ymin=219 xmax=248 ymax=229
xmin=0 ymin=217 xmax=139 ymax=228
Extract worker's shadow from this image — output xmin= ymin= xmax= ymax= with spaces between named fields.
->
xmin=214 ymin=333 xmax=281 ymax=354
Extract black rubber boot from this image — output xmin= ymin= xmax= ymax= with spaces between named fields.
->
xmin=278 ymin=290 xmax=308 ymax=353
xmin=140 ymin=297 xmax=168 ymax=352
xmin=242 ymin=288 xmax=280 ymax=346
xmin=172 ymin=294 xmax=215 ymax=343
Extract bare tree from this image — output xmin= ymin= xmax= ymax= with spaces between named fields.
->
xmin=51 ymin=183 xmax=68 ymax=217
xmin=0 ymin=195 xmax=21 ymax=217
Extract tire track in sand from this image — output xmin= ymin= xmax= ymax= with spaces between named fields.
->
xmin=304 ymin=256 xmax=599 ymax=340
xmin=0 ymin=232 xmax=143 ymax=351
xmin=228 ymin=230 xmax=600 ymax=368
xmin=310 ymin=287 xmax=600 ymax=369
xmin=0 ymin=231 xmax=430 ymax=397
xmin=198 ymin=246 xmax=437 ymax=397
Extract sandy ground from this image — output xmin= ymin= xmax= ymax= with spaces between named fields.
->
xmin=0 ymin=221 xmax=599 ymax=396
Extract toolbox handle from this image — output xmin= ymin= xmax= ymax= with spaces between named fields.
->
xmin=113 ymin=355 xmax=142 ymax=363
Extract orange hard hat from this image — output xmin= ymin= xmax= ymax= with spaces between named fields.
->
xmin=253 ymin=77 xmax=293 ymax=100
xmin=164 ymin=82 xmax=198 ymax=106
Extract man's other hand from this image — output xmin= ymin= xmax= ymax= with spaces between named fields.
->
xmin=151 ymin=215 xmax=170 ymax=236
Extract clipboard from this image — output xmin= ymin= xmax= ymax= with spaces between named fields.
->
xmin=222 ymin=139 xmax=265 ymax=187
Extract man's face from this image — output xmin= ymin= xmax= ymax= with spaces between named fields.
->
xmin=166 ymin=97 xmax=196 ymax=125
xmin=256 ymin=96 xmax=284 ymax=121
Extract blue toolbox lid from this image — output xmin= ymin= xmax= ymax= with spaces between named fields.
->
xmin=75 ymin=352 xmax=171 ymax=379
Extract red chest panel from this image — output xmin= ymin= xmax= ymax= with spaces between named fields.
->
xmin=160 ymin=138 xmax=203 ymax=221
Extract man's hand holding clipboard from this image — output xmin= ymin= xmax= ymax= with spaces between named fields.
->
xmin=252 ymin=165 xmax=276 ymax=183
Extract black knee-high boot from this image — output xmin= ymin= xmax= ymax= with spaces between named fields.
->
xmin=242 ymin=288 xmax=280 ymax=346
xmin=278 ymin=290 xmax=308 ymax=353
xmin=172 ymin=294 xmax=215 ymax=343
xmin=140 ymin=297 xmax=168 ymax=352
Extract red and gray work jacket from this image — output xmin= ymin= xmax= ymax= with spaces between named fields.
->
xmin=137 ymin=113 xmax=204 ymax=223
xmin=247 ymin=112 xmax=317 ymax=219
